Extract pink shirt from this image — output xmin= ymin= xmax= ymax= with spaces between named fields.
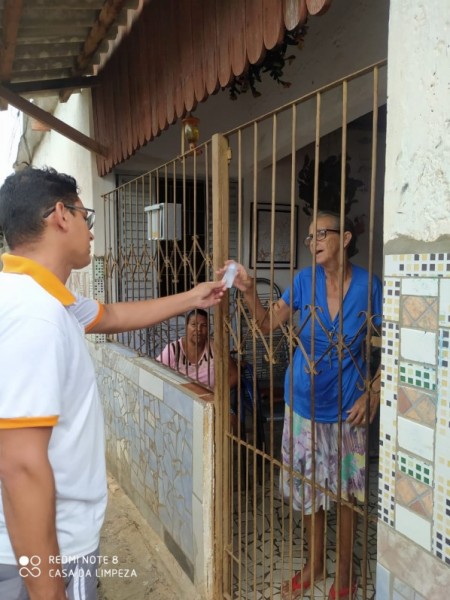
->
xmin=157 ymin=337 xmax=214 ymax=387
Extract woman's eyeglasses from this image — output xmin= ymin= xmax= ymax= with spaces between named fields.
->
xmin=43 ymin=204 xmax=96 ymax=230
xmin=303 ymin=228 xmax=340 ymax=247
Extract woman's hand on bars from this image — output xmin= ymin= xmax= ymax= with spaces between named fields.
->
xmin=345 ymin=387 xmax=380 ymax=427
xmin=217 ymin=261 xmax=254 ymax=293
xmin=189 ymin=280 xmax=227 ymax=308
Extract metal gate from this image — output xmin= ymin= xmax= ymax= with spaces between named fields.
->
xmin=214 ymin=60 xmax=387 ymax=600
xmin=101 ymin=60 xmax=387 ymax=600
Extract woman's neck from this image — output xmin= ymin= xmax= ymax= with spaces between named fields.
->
xmin=322 ymin=259 xmax=352 ymax=283
xmin=183 ymin=338 xmax=206 ymax=364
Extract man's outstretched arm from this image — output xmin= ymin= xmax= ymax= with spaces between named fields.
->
xmin=90 ymin=280 xmax=226 ymax=334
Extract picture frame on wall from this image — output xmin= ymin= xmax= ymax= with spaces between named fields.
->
xmin=249 ymin=203 xmax=298 ymax=268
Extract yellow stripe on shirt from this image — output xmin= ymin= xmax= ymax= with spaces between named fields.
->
xmin=0 ymin=416 xmax=59 ymax=429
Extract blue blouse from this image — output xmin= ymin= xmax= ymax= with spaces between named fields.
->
xmin=281 ymin=264 xmax=382 ymax=422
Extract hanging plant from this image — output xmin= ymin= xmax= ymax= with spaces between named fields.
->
xmin=227 ymin=25 xmax=309 ymax=100
xmin=298 ymin=154 xmax=365 ymax=217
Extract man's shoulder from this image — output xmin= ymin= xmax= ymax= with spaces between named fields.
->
xmin=0 ymin=274 xmax=71 ymax=335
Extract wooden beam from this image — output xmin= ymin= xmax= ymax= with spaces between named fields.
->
xmin=0 ymin=0 xmax=25 ymax=110
xmin=5 ymin=75 xmax=100 ymax=95
xmin=60 ymin=0 xmax=128 ymax=103
xmin=0 ymin=84 xmax=109 ymax=158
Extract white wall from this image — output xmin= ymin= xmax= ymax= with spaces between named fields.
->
xmin=29 ymin=90 xmax=115 ymax=257
xmin=384 ymin=1 xmax=450 ymax=242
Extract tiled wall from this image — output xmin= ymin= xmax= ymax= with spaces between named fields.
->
xmin=378 ymin=253 xmax=450 ymax=597
xmin=88 ymin=341 xmax=215 ymax=596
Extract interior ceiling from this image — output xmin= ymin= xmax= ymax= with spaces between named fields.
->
xmin=0 ymin=0 xmax=139 ymax=95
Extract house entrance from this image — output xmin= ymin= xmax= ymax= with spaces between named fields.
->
xmin=215 ymin=62 xmax=387 ymax=600
xmin=101 ymin=60 xmax=387 ymax=600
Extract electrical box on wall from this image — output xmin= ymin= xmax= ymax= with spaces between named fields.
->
xmin=144 ymin=203 xmax=182 ymax=240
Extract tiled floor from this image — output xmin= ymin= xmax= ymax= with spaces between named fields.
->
xmin=231 ymin=454 xmax=378 ymax=600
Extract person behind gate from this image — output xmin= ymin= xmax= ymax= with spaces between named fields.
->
xmin=157 ymin=308 xmax=239 ymax=431
xmin=0 ymin=166 xmax=226 ymax=600
xmin=219 ymin=211 xmax=382 ymax=600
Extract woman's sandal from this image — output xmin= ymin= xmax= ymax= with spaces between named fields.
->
xmin=281 ymin=571 xmax=324 ymax=599
xmin=328 ymin=578 xmax=358 ymax=600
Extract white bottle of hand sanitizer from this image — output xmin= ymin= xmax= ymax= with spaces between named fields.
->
xmin=223 ymin=262 xmax=237 ymax=288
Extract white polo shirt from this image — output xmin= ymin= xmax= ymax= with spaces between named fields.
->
xmin=0 ymin=254 xmax=107 ymax=563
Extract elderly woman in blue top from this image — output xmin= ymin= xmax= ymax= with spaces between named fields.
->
xmin=224 ymin=211 xmax=382 ymax=600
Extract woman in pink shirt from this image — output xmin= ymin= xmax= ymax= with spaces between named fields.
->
xmin=157 ymin=309 xmax=238 ymax=390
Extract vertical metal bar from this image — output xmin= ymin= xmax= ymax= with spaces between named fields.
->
xmin=236 ymin=128 xmax=243 ymax=600
xmin=308 ymin=90 xmax=321 ymax=593
xmin=212 ymin=133 xmax=230 ymax=600
xmin=361 ymin=65 xmax=379 ymax=600
xmin=336 ymin=78 xmax=349 ymax=596
xmin=252 ymin=121 xmax=259 ymax=600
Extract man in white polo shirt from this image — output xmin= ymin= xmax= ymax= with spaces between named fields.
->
xmin=0 ymin=166 xmax=226 ymax=600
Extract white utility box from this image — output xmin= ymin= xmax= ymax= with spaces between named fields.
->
xmin=144 ymin=203 xmax=182 ymax=240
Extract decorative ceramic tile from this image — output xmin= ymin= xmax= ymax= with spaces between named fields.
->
xmin=397 ymin=451 xmax=434 ymax=486
xmin=433 ymin=327 xmax=450 ymax=565
xmin=384 ymin=277 xmax=401 ymax=321
xmin=385 ymin=253 xmax=450 ymax=277
xmin=400 ymin=328 xmax=436 ymax=365
xmin=380 ymin=398 xmax=397 ymax=440
xmin=437 ymin=329 xmax=449 ymax=434
xmin=379 ymin=319 xmax=398 ymax=529
xmin=397 ymin=386 xmax=436 ymax=428
xmin=395 ymin=471 xmax=433 ymax=519
xmin=395 ymin=504 xmax=431 ymax=551
xmin=378 ymin=429 xmax=396 ymax=527
xmin=397 ymin=417 xmax=434 ymax=462
xmin=400 ymin=296 xmax=439 ymax=330
xmin=401 ymin=277 xmax=439 ymax=297
xmin=382 ymin=321 xmax=399 ymax=410
xmin=439 ymin=279 xmax=450 ymax=326
xmin=399 ymin=361 xmax=436 ymax=391
xmin=93 ymin=256 xmax=106 ymax=344
xmin=432 ymin=470 xmax=450 ymax=565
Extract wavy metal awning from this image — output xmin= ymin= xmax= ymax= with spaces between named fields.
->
xmin=0 ymin=0 xmax=141 ymax=156
xmin=0 ymin=0 xmax=333 ymax=171
xmin=92 ymin=0 xmax=333 ymax=175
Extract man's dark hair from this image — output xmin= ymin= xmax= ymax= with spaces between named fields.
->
xmin=316 ymin=210 xmax=358 ymax=258
xmin=0 ymin=166 xmax=80 ymax=249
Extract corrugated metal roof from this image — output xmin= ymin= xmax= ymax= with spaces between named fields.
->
xmin=0 ymin=0 xmax=140 ymax=91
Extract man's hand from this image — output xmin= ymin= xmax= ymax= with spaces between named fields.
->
xmin=188 ymin=280 xmax=227 ymax=308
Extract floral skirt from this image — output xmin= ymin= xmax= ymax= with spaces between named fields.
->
xmin=280 ymin=405 xmax=366 ymax=514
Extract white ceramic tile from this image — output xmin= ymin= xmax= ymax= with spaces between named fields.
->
xmin=402 ymin=278 xmax=438 ymax=297
xmin=397 ymin=417 xmax=434 ymax=461
xmin=400 ymin=328 xmax=436 ymax=364
xmin=440 ymin=279 xmax=450 ymax=327
xmin=384 ymin=255 xmax=398 ymax=276
xmin=376 ymin=562 xmax=391 ymax=600
xmin=192 ymin=494 xmax=204 ymax=578
xmin=138 ymin=367 xmax=164 ymax=399
xmin=435 ymin=432 xmax=450 ymax=481
xmin=395 ymin=505 xmax=431 ymax=551
xmin=192 ymin=401 xmax=204 ymax=501
xmin=379 ymin=400 xmax=397 ymax=438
